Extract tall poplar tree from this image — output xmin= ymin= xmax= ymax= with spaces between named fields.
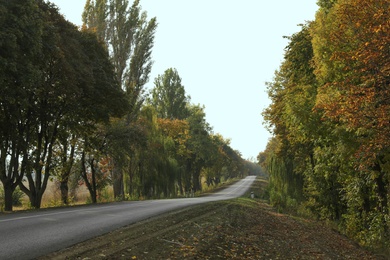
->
xmin=83 ymin=0 xmax=157 ymax=198
xmin=149 ymin=68 xmax=190 ymax=120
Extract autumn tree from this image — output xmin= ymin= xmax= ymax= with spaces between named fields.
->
xmin=157 ymin=117 xmax=190 ymax=195
xmin=146 ymin=68 xmax=192 ymax=194
xmin=117 ymin=106 xmax=180 ymax=199
xmin=263 ymin=23 xmax=320 ymax=210
xmin=314 ymin=0 xmax=390 ymax=164
xmin=312 ymin=0 xmax=390 ymax=247
xmin=262 ymin=0 xmax=390 ymax=250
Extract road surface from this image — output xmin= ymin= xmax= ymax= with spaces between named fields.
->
xmin=0 ymin=176 xmax=256 ymax=260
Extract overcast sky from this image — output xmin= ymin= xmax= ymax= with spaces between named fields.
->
xmin=49 ymin=0 xmax=318 ymax=160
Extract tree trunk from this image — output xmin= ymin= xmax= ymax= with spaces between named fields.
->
xmin=112 ymin=158 xmax=124 ymax=199
xmin=60 ymin=180 xmax=69 ymax=204
xmin=129 ymin=168 xmax=133 ymax=198
xmin=192 ymin=171 xmax=201 ymax=192
xmin=3 ymin=185 xmax=14 ymax=212
xmin=178 ymin=171 xmax=183 ymax=195
xmin=192 ymin=164 xmax=202 ymax=192
xmin=29 ymin=192 xmax=42 ymax=209
xmin=59 ymin=137 xmax=75 ymax=205
xmin=185 ymin=160 xmax=192 ymax=193
xmin=80 ymin=152 xmax=98 ymax=204
xmin=90 ymin=188 xmax=97 ymax=204
xmin=91 ymin=160 xmax=97 ymax=203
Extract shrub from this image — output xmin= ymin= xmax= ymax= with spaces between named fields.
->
xmin=12 ymin=187 xmax=25 ymax=206
xmin=0 ymin=186 xmax=25 ymax=209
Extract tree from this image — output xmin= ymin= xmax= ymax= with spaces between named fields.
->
xmin=311 ymin=0 xmax=390 ymax=246
xmin=314 ymin=0 xmax=390 ymax=165
xmin=157 ymin=117 xmax=190 ymax=195
xmin=79 ymin=127 xmax=113 ymax=204
xmin=53 ymin=132 xmax=77 ymax=205
xmin=148 ymin=68 xmax=190 ymax=120
xmin=0 ymin=0 xmax=44 ymax=211
xmin=82 ymin=0 xmax=108 ymax=41
xmin=263 ymin=23 xmax=320 ymax=210
xmin=203 ymin=134 xmax=230 ymax=186
xmin=263 ymin=0 xmax=390 ymax=249
xmin=316 ymin=0 xmax=337 ymax=12
xmin=185 ymin=105 xmax=213 ymax=192
xmin=83 ymin=0 xmax=157 ymax=199
xmin=51 ymin=26 xmax=127 ymax=205
xmin=0 ymin=0 xmax=126 ymax=209
xmin=83 ymin=0 xmax=157 ymax=128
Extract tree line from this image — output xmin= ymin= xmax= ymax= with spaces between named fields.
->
xmin=260 ymin=0 xmax=389 ymax=251
xmin=0 ymin=0 xmax=259 ymax=212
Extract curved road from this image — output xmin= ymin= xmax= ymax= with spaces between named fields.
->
xmin=0 ymin=176 xmax=256 ymax=260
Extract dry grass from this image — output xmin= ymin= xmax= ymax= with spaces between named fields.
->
xmin=2 ymin=176 xmax=242 ymax=212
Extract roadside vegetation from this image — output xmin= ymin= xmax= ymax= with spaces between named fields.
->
xmin=260 ymin=0 xmax=390 ymax=255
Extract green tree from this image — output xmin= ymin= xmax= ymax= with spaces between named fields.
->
xmin=79 ymin=126 xmax=113 ymax=204
xmin=316 ymin=0 xmax=337 ymax=12
xmin=148 ymin=68 xmax=190 ymax=120
xmin=0 ymin=1 xmax=126 ymax=209
xmin=53 ymin=132 xmax=77 ymax=205
xmin=263 ymin=23 xmax=319 ymax=210
xmin=185 ymin=105 xmax=213 ymax=192
xmin=82 ymin=0 xmax=107 ymax=40
xmin=83 ymin=0 xmax=157 ymax=199
xmin=0 ymin=0 xmax=44 ymax=211
xmin=50 ymin=26 xmax=127 ymax=205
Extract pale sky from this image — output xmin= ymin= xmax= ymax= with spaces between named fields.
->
xmin=48 ymin=0 xmax=318 ymax=160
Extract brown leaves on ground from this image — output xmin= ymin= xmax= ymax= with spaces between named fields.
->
xmin=164 ymin=199 xmax=381 ymax=260
xmin=40 ymin=198 xmax=384 ymax=260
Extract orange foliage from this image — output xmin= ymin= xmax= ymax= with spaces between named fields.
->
xmin=157 ymin=118 xmax=190 ymax=156
xmin=316 ymin=0 xmax=390 ymax=163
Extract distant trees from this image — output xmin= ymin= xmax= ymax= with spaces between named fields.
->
xmin=126 ymin=68 xmax=247 ymax=198
xmin=261 ymin=0 xmax=390 ymax=250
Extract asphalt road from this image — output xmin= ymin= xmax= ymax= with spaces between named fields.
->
xmin=0 ymin=176 xmax=256 ymax=260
